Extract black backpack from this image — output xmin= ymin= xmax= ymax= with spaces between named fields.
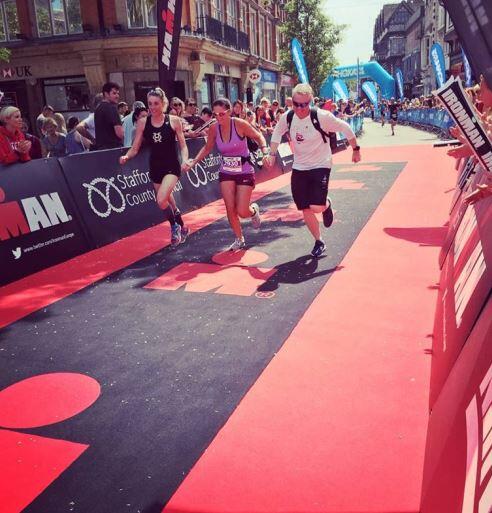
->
xmin=286 ymin=107 xmax=338 ymax=152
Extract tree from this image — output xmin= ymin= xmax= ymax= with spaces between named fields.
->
xmin=279 ymin=0 xmax=345 ymax=94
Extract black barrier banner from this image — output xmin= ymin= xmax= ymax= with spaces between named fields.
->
xmin=59 ymin=149 xmax=165 ymax=248
xmin=0 ymin=159 xmax=90 ymax=286
xmin=435 ymin=76 xmax=492 ymax=173
xmin=442 ymin=0 xmax=492 ymax=84
xmin=157 ymin=0 xmax=183 ymax=95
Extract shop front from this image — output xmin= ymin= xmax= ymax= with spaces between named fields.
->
xmin=199 ymin=62 xmax=242 ymax=107
xmin=256 ymin=68 xmax=278 ymax=103
xmin=279 ymin=74 xmax=296 ymax=106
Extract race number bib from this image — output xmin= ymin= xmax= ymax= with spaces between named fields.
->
xmin=222 ymin=156 xmax=243 ymax=173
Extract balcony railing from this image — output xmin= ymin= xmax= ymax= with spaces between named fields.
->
xmin=192 ymin=16 xmax=250 ymax=53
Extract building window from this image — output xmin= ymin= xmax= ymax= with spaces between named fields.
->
xmin=226 ymin=0 xmax=236 ymax=28
xmin=266 ymin=20 xmax=272 ymax=61
xmin=259 ymin=15 xmax=265 ymax=57
xmin=230 ymin=78 xmax=239 ymax=102
xmin=216 ymin=76 xmax=227 ymax=98
xmin=196 ymin=0 xmax=207 ymax=31
xmin=212 ymin=0 xmax=223 ymax=22
xmin=43 ymin=76 xmax=90 ymax=112
xmin=239 ymin=1 xmax=247 ymax=32
xmin=34 ymin=0 xmax=83 ymax=37
xmin=201 ymin=75 xmax=213 ymax=107
xmin=0 ymin=1 xmax=20 ymax=41
xmin=126 ymin=0 xmax=157 ymax=28
xmin=250 ymin=9 xmax=258 ymax=55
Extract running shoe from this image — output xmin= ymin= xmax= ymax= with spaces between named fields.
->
xmin=170 ymin=223 xmax=181 ymax=248
xmin=228 ymin=238 xmax=246 ymax=251
xmin=322 ymin=198 xmax=334 ymax=228
xmin=251 ymin=203 xmax=261 ymax=229
xmin=311 ymin=239 xmax=326 ymax=258
xmin=180 ymin=226 xmax=189 ymax=244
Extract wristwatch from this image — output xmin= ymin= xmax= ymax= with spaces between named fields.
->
xmin=353 ymin=145 xmax=361 ymax=151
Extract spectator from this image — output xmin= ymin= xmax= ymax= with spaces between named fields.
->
xmin=201 ymin=107 xmax=213 ymax=123
xmin=247 ymin=100 xmax=254 ymax=112
xmin=41 ymin=117 xmax=67 ymax=157
xmin=76 ymin=93 xmax=103 ymax=149
xmin=183 ymin=98 xmax=204 ymax=130
xmin=66 ymin=116 xmax=91 ymax=155
xmin=94 ymin=82 xmax=124 ymax=150
xmin=232 ymin=100 xmax=247 ymax=120
xmin=271 ymin=99 xmax=280 ymax=118
xmin=0 ymin=106 xmax=32 ymax=165
xmin=122 ymin=100 xmax=146 ymax=147
xmin=118 ymin=101 xmax=129 ymax=119
xmin=36 ymin=105 xmax=67 ymax=137
xmin=170 ymin=97 xmax=185 ymax=117
xmin=21 ymin=118 xmax=42 ymax=160
xmin=130 ymin=106 xmax=148 ymax=143
xmin=285 ymin=97 xmax=293 ymax=111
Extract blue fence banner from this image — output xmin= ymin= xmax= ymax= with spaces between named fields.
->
xmin=362 ymin=81 xmax=378 ymax=108
xmin=338 ymin=115 xmax=364 ymax=140
xmin=430 ymin=43 xmax=447 ymax=88
xmin=0 ymin=158 xmax=90 ymax=286
xmin=291 ymin=38 xmax=309 ymax=84
xmin=395 ymin=68 xmax=404 ymax=100
xmin=333 ymin=79 xmax=349 ymax=101
xmin=397 ymin=108 xmax=454 ymax=133
xmin=462 ymin=50 xmax=473 ymax=88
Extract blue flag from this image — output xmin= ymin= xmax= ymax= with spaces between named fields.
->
xmin=395 ymin=68 xmax=404 ymax=100
xmin=332 ymin=78 xmax=349 ymax=101
xmin=462 ymin=50 xmax=472 ymax=87
xmin=430 ymin=43 xmax=446 ymax=88
xmin=361 ymin=81 xmax=378 ymax=108
xmin=291 ymin=38 xmax=309 ymax=84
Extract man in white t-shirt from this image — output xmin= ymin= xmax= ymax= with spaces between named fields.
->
xmin=265 ymin=83 xmax=361 ymax=257
xmin=75 ymin=93 xmax=103 ymax=149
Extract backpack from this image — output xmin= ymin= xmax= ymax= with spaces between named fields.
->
xmin=286 ymin=107 xmax=338 ymax=152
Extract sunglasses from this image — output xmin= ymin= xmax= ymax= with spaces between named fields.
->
xmin=173 ymin=103 xmax=181 ymax=107
xmin=213 ymin=109 xmax=230 ymax=118
xmin=188 ymin=103 xmax=196 ymax=107
xmin=293 ymin=100 xmax=310 ymax=108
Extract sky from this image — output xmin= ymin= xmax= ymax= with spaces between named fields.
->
xmin=322 ymin=0 xmax=392 ymax=67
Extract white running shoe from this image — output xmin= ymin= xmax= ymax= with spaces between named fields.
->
xmin=228 ymin=238 xmax=246 ymax=251
xmin=250 ymin=203 xmax=261 ymax=229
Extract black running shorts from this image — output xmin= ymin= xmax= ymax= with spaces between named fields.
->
xmin=291 ymin=168 xmax=331 ymax=210
xmin=150 ymin=167 xmax=181 ymax=184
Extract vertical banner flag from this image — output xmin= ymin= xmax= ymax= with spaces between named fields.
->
xmin=430 ymin=43 xmax=446 ymax=88
xmin=362 ymin=81 xmax=378 ymax=108
xmin=462 ymin=49 xmax=473 ymax=87
xmin=332 ymin=79 xmax=349 ymax=101
xmin=157 ymin=0 xmax=183 ymax=95
xmin=441 ymin=0 xmax=492 ymax=85
xmin=434 ymin=76 xmax=492 ymax=173
xmin=395 ymin=68 xmax=404 ymax=100
xmin=291 ymin=38 xmax=309 ymax=84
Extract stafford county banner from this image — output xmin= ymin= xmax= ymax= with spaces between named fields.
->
xmin=435 ymin=76 xmax=492 ymax=173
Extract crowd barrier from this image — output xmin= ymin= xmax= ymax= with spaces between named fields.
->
xmin=338 ymin=114 xmax=364 ymax=139
xmin=420 ymin=156 xmax=492 ymax=512
xmin=374 ymin=107 xmax=455 ymax=137
xmin=0 ymin=135 xmax=288 ymax=286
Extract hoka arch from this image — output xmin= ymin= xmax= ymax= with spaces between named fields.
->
xmin=320 ymin=62 xmax=396 ymax=100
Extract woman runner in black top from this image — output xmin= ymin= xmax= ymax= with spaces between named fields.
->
xmin=120 ymin=88 xmax=189 ymax=247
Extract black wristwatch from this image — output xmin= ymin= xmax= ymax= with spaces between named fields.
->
xmin=353 ymin=145 xmax=361 ymax=151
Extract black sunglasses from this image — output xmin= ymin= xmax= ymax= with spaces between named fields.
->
xmin=293 ymin=100 xmax=310 ymax=108
xmin=188 ymin=102 xmax=197 ymax=107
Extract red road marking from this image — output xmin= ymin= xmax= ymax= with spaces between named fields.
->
xmin=211 ymin=249 xmax=269 ymax=267
xmin=0 ymin=373 xmax=100 ymax=429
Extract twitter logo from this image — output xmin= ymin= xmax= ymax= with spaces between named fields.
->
xmin=12 ymin=247 xmax=22 ymax=260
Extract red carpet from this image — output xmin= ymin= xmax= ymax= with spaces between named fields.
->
xmin=163 ymin=145 xmax=457 ymax=513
